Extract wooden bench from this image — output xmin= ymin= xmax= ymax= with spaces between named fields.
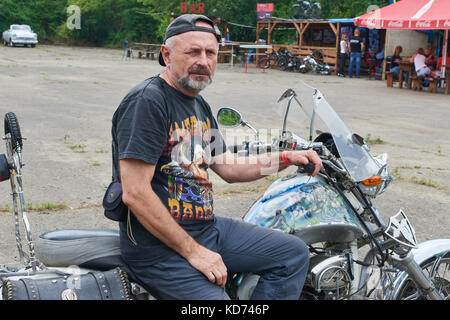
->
xmin=386 ymin=72 xmax=394 ymax=87
xmin=411 ymin=75 xmax=424 ymax=91
xmin=428 ymin=77 xmax=440 ymax=93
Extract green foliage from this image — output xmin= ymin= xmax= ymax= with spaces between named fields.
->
xmin=0 ymin=0 xmax=391 ymax=46
xmin=318 ymin=0 xmax=390 ymax=19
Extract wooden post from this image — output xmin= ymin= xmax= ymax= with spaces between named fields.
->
xmin=300 ymin=22 xmax=310 ymax=49
xmin=299 ymin=22 xmax=303 ymax=48
xmin=382 ymin=30 xmax=389 ymax=81
xmin=268 ymin=22 xmax=277 ymax=45
xmin=256 ymin=22 xmax=260 ymax=42
xmin=293 ymin=22 xmax=301 ymax=46
xmin=331 ymin=22 xmax=339 ymax=75
xmin=441 ymin=29 xmax=448 ymax=81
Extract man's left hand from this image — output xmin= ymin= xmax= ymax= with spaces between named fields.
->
xmin=284 ymin=150 xmax=322 ymax=176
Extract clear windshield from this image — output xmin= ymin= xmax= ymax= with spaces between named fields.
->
xmin=280 ymin=81 xmax=381 ymax=182
xmin=12 ymin=25 xmax=31 ymax=31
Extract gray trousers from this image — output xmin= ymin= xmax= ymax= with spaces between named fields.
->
xmin=126 ymin=216 xmax=309 ymax=300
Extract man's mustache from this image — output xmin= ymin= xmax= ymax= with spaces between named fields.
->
xmin=188 ymin=66 xmax=211 ymax=77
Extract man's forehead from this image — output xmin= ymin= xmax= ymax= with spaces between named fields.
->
xmin=173 ymin=30 xmax=218 ymax=48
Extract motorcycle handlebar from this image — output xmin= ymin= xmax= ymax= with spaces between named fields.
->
xmin=228 ymin=143 xmax=273 ymax=154
xmin=300 ymin=162 xmax=316 ymax=175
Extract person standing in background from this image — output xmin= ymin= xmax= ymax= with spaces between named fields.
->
xmin=348 ymin=28 xmax=364 ymax=78
xmin=338 ymin=34 xmax=349 ymax=77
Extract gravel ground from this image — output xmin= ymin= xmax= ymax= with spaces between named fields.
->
xmin=0 ymin=44 xmax=449 ymax=266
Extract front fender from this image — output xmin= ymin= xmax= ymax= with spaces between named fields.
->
xmin=387 ymin=238 xmax=450 ymax=300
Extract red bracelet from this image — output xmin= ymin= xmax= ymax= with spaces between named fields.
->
xmin=281 ymin=151 xmax=293 ymax=166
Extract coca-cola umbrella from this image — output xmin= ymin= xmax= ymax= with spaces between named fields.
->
xmin=354 ymin=0 xmax=450 ymax=77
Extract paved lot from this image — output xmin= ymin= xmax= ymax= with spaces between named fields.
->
xmin=0 ymin=45 xmax=449 ymax=266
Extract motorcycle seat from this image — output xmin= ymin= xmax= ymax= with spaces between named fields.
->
xmin=35 ymin=229 xmax=125 ymax=271
xmin=39 ymin=229 xmax=119 ymax=241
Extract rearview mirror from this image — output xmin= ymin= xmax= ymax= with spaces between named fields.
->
xmin=217 ymin=107 xmax=242 ymax=127
xmin=352 ymin=133 xmax=365 ymax=146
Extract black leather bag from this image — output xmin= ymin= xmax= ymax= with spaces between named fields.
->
xmin=2 ymin=267 xmax=133 ymax=300
xmin=103 ymin=181 xmax=128 ymax=222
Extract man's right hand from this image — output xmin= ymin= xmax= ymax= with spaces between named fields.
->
xmin=187 ymin=244 xmax=228 ymax=288
xmin=120 ymin=158 xmax=227 ymax=288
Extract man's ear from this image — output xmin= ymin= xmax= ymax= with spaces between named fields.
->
xmin=161 ymin=45 xmax=171 ymax=67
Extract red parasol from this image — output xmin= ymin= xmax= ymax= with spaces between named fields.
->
xmin=354 ymin=0 xmax=449 ymax=76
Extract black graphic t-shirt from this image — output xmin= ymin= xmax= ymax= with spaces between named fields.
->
xmin=349 ymin=36 xmax=363 ymax=53
xmin=111 ymin=76 xmax=227 ymax=265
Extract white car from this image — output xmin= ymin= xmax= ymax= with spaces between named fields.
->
xmin=2 ymin=24 xmax=38 ymax=47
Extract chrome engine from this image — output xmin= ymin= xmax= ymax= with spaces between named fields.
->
xmin=235 ymin=254 xmax=353 ymax=300
xmin=303 ymin=255 xmax=353 ymax=300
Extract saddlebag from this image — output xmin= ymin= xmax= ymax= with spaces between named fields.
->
xmin=2 ymin=267 xmax=133 ymax=300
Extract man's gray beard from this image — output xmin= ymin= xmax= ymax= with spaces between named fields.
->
xmin=178 ymin=74 xmax=212 ymax=93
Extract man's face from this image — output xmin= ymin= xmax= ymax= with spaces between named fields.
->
xmin=354 ymin=29 xmax=360 ymax=36
xmin=162 ymin=21 xmax=218 ymax=95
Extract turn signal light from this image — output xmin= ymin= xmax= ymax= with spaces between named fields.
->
xmin=363 ymin=176 xmax=382 ymax=186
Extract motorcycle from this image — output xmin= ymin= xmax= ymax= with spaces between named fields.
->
xmin=217 ymin=82 xmax=449 ymax=300
xmin=299 ymin=55 xmax=331 ymax=75
xmin=277 ymin=50 xmax=304 ymax=73
xmin=0 ymin=81 xmax=449 ymax=300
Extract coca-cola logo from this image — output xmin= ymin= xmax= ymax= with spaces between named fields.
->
xmin=443 ymin=20 xmax=450 ymax=27
xmin=387 ymin=20 xmax=403 ymax=27
xmin=364 ymin=19 xmax=378 ymax=28
xmin=415 ymin=20 xmax=432 ymax=28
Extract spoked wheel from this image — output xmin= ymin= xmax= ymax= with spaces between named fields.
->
xmin=3 ymin=112 xmax=39 ymax=269
xmin=257 ymin=55 xmax=270 ymax=69
xmin=5 ymin=112 xmax=23 ymax=155
xmin=396 ymin=253 xmax=450 ymax=300
xmin=311 ymin=50 xmax=324 ymax=65
xmin=4 ymin=112 xmax=24 ymax=177
xmin=277 ymin=56 xmax=289 ymax=71
xmin=0 ymin=113 xmax=21 ymax=183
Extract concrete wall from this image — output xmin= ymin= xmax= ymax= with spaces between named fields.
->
xmin=386 ymin=29 xmax=429 ymax=58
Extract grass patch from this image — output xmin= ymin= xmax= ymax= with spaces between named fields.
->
xmin=68 ymin=144 xmax=87 ymax=153
xmin=365 ymin=133 xmax=385 ymax=145
xmin=27 ymin=202 xmax=68 ymax=211
xmin=0 ymin=204 xmax=11 ymax=212
xmin=410 ymin=176 xmax=438 ymax=189
xmin=0 ymin=202 xmax=68 ymax=212
xmin=92 ymin=161 xmax=101 ymax=167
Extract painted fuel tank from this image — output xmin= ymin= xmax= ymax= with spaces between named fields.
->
xmin=243 ymin=173 xmax=363 ymax=244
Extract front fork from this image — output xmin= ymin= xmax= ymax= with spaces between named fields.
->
xmin=397 ymin=252 xmax=444 ymax=300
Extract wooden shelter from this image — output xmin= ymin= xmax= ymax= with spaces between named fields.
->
xmin=256 ymin=18 xmax=356 ymax=75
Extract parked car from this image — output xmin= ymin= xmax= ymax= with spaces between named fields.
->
xmin=3 ymin=24 xmax=38 ymax=47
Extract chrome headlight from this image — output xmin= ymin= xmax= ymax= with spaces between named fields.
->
xmin=359 ymin=153 xmax=392 ymax=198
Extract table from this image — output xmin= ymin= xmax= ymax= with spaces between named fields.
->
xmin=398 ymin=61 xmax=414 ymax=89
xmin=239 ymin=44 xmax=272 ymax=73
xmin=133 ymin=43 xmax=161 ymax=60
xmin=218 ymin=42 xmax=240 ymax=67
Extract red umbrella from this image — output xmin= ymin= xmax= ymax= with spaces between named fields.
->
xmin=354 ymin=0 xmax=449 ymax=77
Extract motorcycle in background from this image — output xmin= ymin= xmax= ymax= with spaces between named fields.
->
xmin=276 ymin=50 xmax=304 ymax=72
xmin=299 ymin=55 xmax=331 ymax=75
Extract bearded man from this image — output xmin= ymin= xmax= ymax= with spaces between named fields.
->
xmin=111 ymin=14 xmax=322 ymax=300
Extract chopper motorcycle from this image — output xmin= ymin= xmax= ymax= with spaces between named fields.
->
xmin=298 ymin=55 xmax=331 ymax=75
xmin=0 ymin=82 xmax=449 ymax=300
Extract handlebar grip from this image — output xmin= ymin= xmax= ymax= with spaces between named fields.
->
xmin=303 ymin=162 xmax=316 ymax=175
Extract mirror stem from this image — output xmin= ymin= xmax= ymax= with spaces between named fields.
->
xmin=241 ymin=120 xmax=259 ymax=142
xmin=282 ymin=95 xmax=295 ymax=136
